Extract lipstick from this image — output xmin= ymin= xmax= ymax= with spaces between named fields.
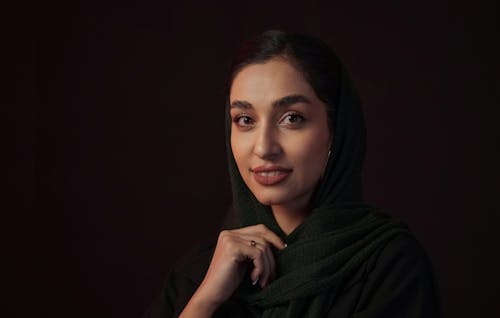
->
xmin=250 ymin=166 xmax=292 ymax=186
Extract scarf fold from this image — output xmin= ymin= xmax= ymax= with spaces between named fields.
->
xmin=222 ymin=50 xmax=409 ymax=317
xmin=246 ymin=206 xmax=408 ymax=308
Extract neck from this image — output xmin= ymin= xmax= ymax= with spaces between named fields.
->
xmin=271 ymin=204 xmax=312 ymax=235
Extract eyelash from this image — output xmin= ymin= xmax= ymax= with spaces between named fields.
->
xmin=232 ymin=112 xmax=306 ymax=128
xmin=282 ymin=113 xmax=305 ymax=125
xmin=233 ymin=114 xmax=254 ymax=126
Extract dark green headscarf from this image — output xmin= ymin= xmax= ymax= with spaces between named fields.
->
xmin=223 ymin=50 xmax=409 ymax=317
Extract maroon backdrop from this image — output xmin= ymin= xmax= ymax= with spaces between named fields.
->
xmin=9 ymin=1 xmax=499 ymax=317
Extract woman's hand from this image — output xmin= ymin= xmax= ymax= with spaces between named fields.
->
xmin=180 ymin=224 xmax=286 ymax=317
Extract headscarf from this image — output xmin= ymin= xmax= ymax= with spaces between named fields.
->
xmin=222 ymin=50 xmax=409 ymax=317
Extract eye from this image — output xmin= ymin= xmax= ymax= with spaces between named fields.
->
xmin=233 ymin=115 xmax=255 ymax=127
xmin=281 ymin=112 xmax=305 ymax=126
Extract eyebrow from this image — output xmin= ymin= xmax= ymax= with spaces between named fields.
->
xmin=230 ymin=94 xmax=312 ymax=110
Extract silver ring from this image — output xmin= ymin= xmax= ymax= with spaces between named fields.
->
xmin=250 ymin=240 xmax=257 ymax=247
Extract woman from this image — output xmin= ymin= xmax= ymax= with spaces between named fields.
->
xmin=144 ymin=30 xmax=441 ymax=317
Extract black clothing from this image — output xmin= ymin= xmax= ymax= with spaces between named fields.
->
xmin=144 ymin=33 xmax=441 ymax=317
xmin=143 ymin=233 xmax=440 ymax=317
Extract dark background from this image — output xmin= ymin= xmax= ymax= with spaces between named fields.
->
xmin=8 ymin=0 xmax=499 ymax=317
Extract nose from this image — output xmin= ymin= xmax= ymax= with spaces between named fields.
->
xmin=253 ymin=122 xmax=282 ymax=160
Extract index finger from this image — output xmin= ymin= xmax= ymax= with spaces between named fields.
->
xmin=233 ymin=224 xmax=286 ymax=250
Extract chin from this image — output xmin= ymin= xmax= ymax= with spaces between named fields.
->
xmin=255 ymin=198 xmax=285 ymax=206
xmin=252 ymin=190 xmax=292 ymax=206
xmin=250 ymin=182 xmax=316 ymax=209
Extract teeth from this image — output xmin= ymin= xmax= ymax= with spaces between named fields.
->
xmin=256 ymin=171 xmax=283 ymax=177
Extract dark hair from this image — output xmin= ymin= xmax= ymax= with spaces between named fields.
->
xmin=227 ymin=30 xmax=342 ymax=129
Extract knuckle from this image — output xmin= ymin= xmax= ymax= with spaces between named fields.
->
xmin=218 ymin=230 xmax=232 ymax=243
xmin=257 ymin=224 xmax=267 ymax=232
xmin=218 ymin=230 xmax=228 ymax=240
xmin=253 ymin=267 xmax=262 ymax=276
xmin=256 ymin=248 xmax=264 ymax=258
xmin=254 ymin=260 xmax=264 ymax=270
xmin=218 ymin=232 xmax=235 ymax=249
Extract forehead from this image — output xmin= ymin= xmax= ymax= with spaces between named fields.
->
xmin=229 ymin=58 xmax=317 ymax=104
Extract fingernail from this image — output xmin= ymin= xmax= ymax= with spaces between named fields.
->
xmin=252 ymin=278 xmax=259 ymax=286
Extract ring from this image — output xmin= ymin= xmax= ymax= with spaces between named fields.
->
xmin=250 ymin=240 xmax=257 ymax=247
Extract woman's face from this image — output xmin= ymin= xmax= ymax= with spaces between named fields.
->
xmin=229 ymin=58 xmax=332 ymax=211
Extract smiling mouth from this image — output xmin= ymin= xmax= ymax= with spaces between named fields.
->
xmin=252 ymin=170 xmax=291 ymax=186
xmin=254 ymin=171 xmax=284 ymax=177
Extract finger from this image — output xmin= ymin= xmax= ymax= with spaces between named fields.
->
xmin=255 ymin=243 xmax=274 ymax=287
xmin=231 ymin=236 xmax=268 ymax=284
xmin=253 ymin=243 xmax=270 ymax=288
xmin=218 ymin=231 xmax=264 ymax=264
xmin=233 ymin=224 xmax=286 ymax=250
xmin=264 ymin=245 xmax=276 ymax=284
xmin=235 ymin=235 xmax=277 ymax=287
xmin=235 ymin=234 xmax=276 ymax=287
xmin=236 ymin=234 xmax=269 ymax=250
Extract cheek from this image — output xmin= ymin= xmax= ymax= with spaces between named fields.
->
xmin=231 ymin=132 xmax=250 ymax=169
xmin=286 ymin=129 xmax=330 ymax=175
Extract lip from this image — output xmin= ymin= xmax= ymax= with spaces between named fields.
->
xmin=250 ymin=165 xmax=292 ymax=186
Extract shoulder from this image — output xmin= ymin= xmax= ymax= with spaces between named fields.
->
xmin=353 ymin=232 xmax=441 ymax=317
xmin=367 ymin=232 xmax=431 ymax=277
xmin=356 ymin=207 xmax=434 ymax=282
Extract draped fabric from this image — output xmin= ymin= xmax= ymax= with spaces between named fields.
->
xmin=141 ymin=49 xmax=441 ymax=318
xmin=221 ymin=58 xmax=410 ymax=317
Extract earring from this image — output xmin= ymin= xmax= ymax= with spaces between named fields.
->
xmin=320 ymin=149 xmax=332 ymax=181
